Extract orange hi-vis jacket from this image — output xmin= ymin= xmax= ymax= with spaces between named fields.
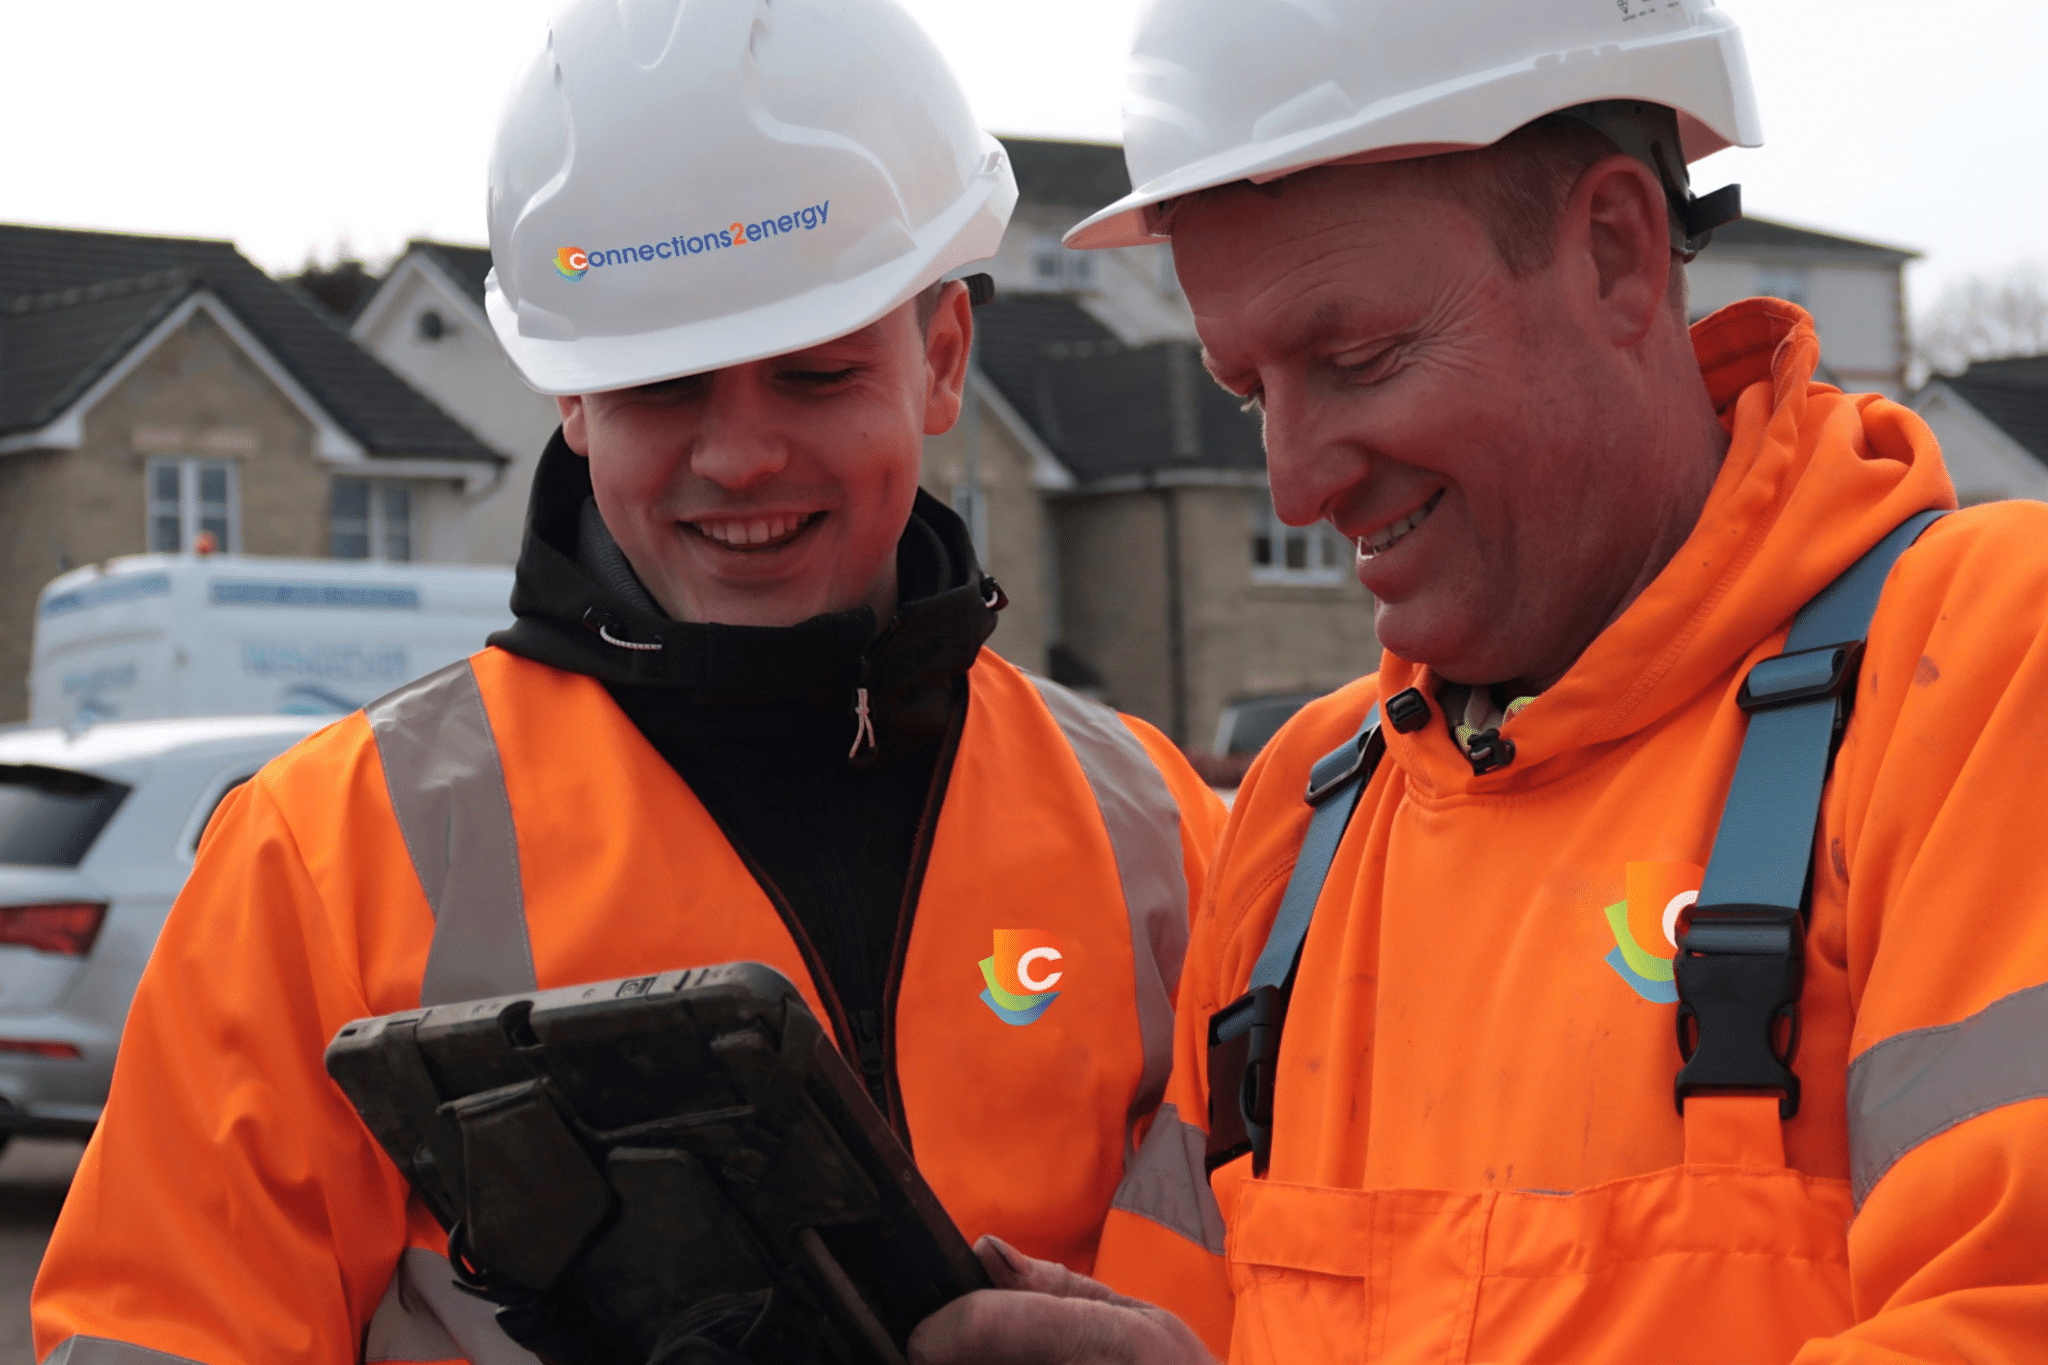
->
xmin=32 ymin=645 xmax=1224 ymax=1365
xmin=1094 ymin=300 xmax=2048 ymax=1363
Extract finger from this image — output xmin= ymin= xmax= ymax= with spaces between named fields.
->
xmin=974 ymin=1237 xmax=1141 ymax=1306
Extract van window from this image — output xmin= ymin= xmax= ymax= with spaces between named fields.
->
xmin=187 ymin=775 xmax=254 ymax=857
xmin=0 ymin=765 xmax=132 ymax=867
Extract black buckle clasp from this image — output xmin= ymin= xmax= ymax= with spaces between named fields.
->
xmin=1205 ymin=985 xmax=1286 ymax=1176
xmin=1672 ymin=903 xmax=1804 ymax=1119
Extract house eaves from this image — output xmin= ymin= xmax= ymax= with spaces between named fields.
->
xmin=352 ymin=244 xmax=493 ymax=346
xmin=0 ymin=224 xmax=500 ymax=466
xmin=1707 ymin=216 xmax=1921 ymax=266
xmin=1 ymin=288 xmax=499 ymax=489
xmin=0 ymin=269 xmax=198 ymax=441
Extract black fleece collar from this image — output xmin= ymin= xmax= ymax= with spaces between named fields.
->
xmin=487 ymin=431 xmax=1002 ymax=761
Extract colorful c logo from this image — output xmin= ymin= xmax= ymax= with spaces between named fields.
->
xmin=555 ymin=247 xmax=590 ymax=280
xmin=1599 ymin=861 xmax=1702 ymax=1003
xmin=978 ymin=930 xmax=1065 ymax=1026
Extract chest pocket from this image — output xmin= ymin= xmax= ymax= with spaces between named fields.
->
xmin=1225 ymin=1109 xmax=1854 ymax=1365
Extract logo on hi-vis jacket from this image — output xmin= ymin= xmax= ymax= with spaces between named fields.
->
xmin=978 ymin=930 xmax=1064 ymax=1027
xmin=1598 ymin=861 xmax=1703 ymax=1003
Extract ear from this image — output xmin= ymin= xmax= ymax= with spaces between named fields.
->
xmin=1564 ymin=154 xmax=1674 ymax=349
xmin=557 ymin=395 xmax=592 ymax=456
xmin=921 ymin=280 xmax=973 ymax=436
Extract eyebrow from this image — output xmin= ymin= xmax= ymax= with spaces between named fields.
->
xmin=1203 ymin=296 xmax=1370 ymax=388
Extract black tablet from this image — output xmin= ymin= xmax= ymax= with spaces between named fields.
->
xmin=325 ymin=961 xmax=987 ymax=1365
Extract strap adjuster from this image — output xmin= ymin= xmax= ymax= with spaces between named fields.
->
xmin=1304 ymin=723 xmax=1382 ymax=805
xmin=1737 ymin=641 xmax=1863 ymax=713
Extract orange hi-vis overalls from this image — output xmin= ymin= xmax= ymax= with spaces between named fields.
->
xmin=33 ymin=647 xmax=1224 ymax=1365
xmin=1095 ymin=299 xmax=2048 ymax=1362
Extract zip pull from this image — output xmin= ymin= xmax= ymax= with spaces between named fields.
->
xmin=851 ymin=1008 xmax=890 ymax=1114
xmin=851 ymin=1010 xmax=887 ymax=1078
xmin=848 ymin=685 xmax=877 ymax=760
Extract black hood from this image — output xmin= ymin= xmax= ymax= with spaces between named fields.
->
xmin=488 ymin=431 xmax=1002 ymax=756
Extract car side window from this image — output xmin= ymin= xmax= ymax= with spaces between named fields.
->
xmin=185 ymin=774 xmax=255 ymax=859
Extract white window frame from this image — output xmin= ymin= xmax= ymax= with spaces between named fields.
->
xmin=144 ymin=457 xmax=241 ymax=554
xmin=330 ymin=476 xmax=417 ymax=563
xmin=1251 ymin=493 xmax=1350 ymax=586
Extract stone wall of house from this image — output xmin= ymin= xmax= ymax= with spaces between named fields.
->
xmin=1055 ymin=491 xmax=1177 ymax=730
xmin=1055 ymin=485 xmax=1380 ymax=748
xmin=0 ymin=309 xmax=325 ymax=722
xmin=918 ymin=392 xmax=1052 ymax=674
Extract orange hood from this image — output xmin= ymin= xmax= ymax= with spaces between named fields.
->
xmin=1376 ymin=298 xmax=1956 ymax=794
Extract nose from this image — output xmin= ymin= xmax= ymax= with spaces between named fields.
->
xmin=1260 ymin=379 xmax=1365 ymax=529
xmin=688 ymin=367 xmax=791 ymax=490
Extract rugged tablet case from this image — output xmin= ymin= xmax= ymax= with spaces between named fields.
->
xmin=326 ymin=961 xmax=988 ymax=1365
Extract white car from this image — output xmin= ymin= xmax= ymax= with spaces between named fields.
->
xmin=0 ymin=715 xmax=326 ymax=1143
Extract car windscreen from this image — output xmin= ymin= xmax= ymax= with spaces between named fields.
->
xmin=0 ymin=764 xmax=133 ymax=867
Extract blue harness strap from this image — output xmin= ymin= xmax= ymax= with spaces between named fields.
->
xmin=1248 ymin=708 xmax=1385 ymax=991
xmin=1675 ymin=508 xmax=1947 ymax=1115
xmin=1204 ymin=708 xmax=1383 ymax=1173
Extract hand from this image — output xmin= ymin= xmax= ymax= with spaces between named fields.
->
xmin=908 ymin=1236 xmax=1219 ymax=1365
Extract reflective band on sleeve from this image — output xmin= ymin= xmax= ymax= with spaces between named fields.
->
xmin=366 ymin=1247 xmax=542 ymax=1365
xmin=39 ymin=1338 xmax=206 ymax=1365
xmin=1109 ymin=1102 xmax=1227 ymax=1254
xmin=367 ymin=661 xmax=538 ymax=1007
xmin=1847 ymin=979 xmax=2048 ymax=1208
xmin=1026 ymin=677 xmax=1189 ymax=1159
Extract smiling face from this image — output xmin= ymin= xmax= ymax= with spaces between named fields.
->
xmin=558 ymin=285 xmax=970 ymax=628
xmin=1172 ymin=156 xmax=1724 ymax=689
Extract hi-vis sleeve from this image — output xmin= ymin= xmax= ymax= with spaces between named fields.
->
xmin=1794 ymin=506 xmax=2048 ymax=1360
xmin=1088 ymin=700 xmax=1346 ymax=1361
xmin=32 ymin=717 xmax=440 ymax=1365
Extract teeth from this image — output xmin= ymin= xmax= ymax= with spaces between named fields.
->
xmin=695 ymin=514 xmax=811 ymax=547
xmin=1357 ymin=491 xmax=1443 ymax=559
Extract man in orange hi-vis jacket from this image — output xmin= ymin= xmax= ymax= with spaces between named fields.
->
xmin=31 ymin=4 xmax=1224 ymax=1363
xmin=910 ymin=3 xmax=2048 ymax=1365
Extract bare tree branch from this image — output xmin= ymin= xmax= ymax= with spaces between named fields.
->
xmin=1915 ymin=266 xmax=2048 ymax=378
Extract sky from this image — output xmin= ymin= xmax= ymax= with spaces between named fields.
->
xmin=5 ymin=0 xmax=2044 ymax=317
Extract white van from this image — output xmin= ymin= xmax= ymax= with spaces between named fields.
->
xmin=30 ymin=555 xmax=515 ymax=727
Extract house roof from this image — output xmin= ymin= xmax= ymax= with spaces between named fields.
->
xmin=405 ymin=239 xmax=495 ymax=310
xmin=975 ymin=294 xmax=1263 ymax=482
xmin=0 ymin=224 xmax=498 ymax=462
xmin=1707 ymin=216 xmax=1919 ymax=263
xmin=1943 ymin=354 xmax=2048 ymax=464
xmin=999 ymin=137 xmax=1133 ymax=211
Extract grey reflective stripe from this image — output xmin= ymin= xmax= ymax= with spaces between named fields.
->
xmin=366 ymin=1247 xmax=542 ymax=1365
xmin=367 ymin=661 xmax=537 ymax=1007
xmin=1027 ymin=676 xmax=1189 ymax=1156
xmin=1847 ymin=979 xmax=2048 ymax=1209
xmin=1109 ymin=1102 xmax=1226 ymax=1255
xmin=40 ymin=1338 xmax=204 ymax=1365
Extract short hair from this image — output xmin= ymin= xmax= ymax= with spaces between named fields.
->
xmin=1414 ymin=114 xmax=1628 ymax=278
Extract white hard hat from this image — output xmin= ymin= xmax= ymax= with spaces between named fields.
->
xmin=485 ymin=0 xmax=1017 ymax=396
xmin=1066 ymin=0 xmax=1762 ymax=251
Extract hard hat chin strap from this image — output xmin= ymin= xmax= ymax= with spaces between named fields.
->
xmin=1553 ymin=100 xmax=1741 ymax=261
